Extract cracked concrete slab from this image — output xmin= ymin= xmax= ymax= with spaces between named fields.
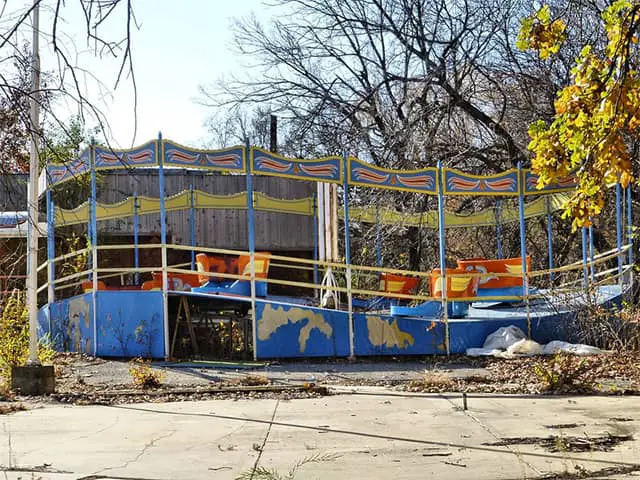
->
xmin=2 ymin=392 xmax=640 ymax=479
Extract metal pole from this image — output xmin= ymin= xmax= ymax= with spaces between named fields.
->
xmin=517 ymin=163 xmax=530 ymax=338
xmin=616 ymin=182 xmax=623 ymax=284
xmin=628 ymin=185 xmax=634 ymax=268
xmin=343 ymin=152 xmax=354 ymax=359
xmin=546 ymin=196 xmax=554 ymax=284
xmin=133 ymin=191 xmax=140 ymax=285
xmin=246 ymin=142 xmax=258 ymax=361
xmin=189 ymin=183 xmax=196 ymax=271
xmin=158 ymin=133 xmax=170 ymax=359
xmin=495 ymin=199 xmax=503 ymax=259
xmin=436 ymin=162 xmax=449 ymax=355
xmin=581 ymin=227 xmax=589 ymax=290
xmin=26 ymin=0 xmax=41 ymax=364
xmin=90 ymin=145 xmax=98 ymax=355
xmin=588 ymin=223 xmax=595 ymax=281
xmin=312 ymin=195 xmax=319 ymax=295
xmin=376 ymin=199 xmax=382 ymax=267
xmin=46 ymin=189 xmax=55 ymax=305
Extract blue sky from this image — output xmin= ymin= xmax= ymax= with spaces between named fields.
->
xmin=41 ymin=0 xmax=268 ymax=148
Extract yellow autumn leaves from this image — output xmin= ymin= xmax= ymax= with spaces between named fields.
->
xmin=516 ymin=5 xmax=567 ymax=59
xmin=518 ymin=1 xmax=639 ymax=229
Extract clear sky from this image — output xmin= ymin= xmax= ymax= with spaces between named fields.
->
xmin=41 ymin=0 xmax=268 ymax=148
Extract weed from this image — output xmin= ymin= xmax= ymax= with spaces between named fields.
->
xmin=234 ymin=453 xmax=341 ymax=480
xmin=532 ymin=352 xmax=595 ymax=393
xmin=0 ymin=291 xmax=55 ymax=387
xmin=128 ymin=358 xmax=165 ymax=389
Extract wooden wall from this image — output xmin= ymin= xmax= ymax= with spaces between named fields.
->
xmin=96 ymin=170 xmax=315 ymax=252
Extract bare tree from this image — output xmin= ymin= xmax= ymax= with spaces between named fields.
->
xmin=200 ymin=0 xmax=614 ymax=272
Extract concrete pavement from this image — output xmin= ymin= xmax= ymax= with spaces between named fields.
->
xmin=2 ymin=390 xmax=640 ymax=479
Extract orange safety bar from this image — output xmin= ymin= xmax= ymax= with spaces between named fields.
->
xmin=430 ymin=268 xmax=479 ymax=299
xmin=456 ymin=256 xmax=531 ymax=289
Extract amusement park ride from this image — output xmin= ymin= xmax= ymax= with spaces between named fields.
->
xmin=32 ymin=135 xmax=633 ymax=360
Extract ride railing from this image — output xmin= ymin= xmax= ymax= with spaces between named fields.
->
xmin=36 ymin=241 xmax=632 ymax=310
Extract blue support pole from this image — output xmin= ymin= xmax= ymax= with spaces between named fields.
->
xmin=376 ymin=199 xmax=382 ymax=267
xmin=90 ymin=145 xmax=98 ymax=355
xmin=86 ymin=210 xmax=92 ymax=280
xmin=627 ymin=185 xmax=633 ymax=267
xmin=436 ymin=162 xmax=449 ymax=355
xmin=546 ymin=197 xmax=554 ymax=284
xmin=133 ymin=191 xmax=140 ymax=285
xmin=581 ymin=227 xmax=589 ymax=290
xmin=616 ymin=182 xmax=623 ymax=282
xmin=342 ymin=153 xmax=354 ymax=358
xmin=517 ymin=163 xmax=530 ymax=337
xmin=46 ymin=189 xmax=55 ymax=305
xmin=495 ymin=199 xmax=503 ymax=259
xmin=588 ymin=223 xmax=595 ymax=281
xmin=189 ymin=183 xmax=196 ymax=271
xmin=246 ymin=141 xmax=258 ymax=361
xmin=158 ymin=132 xmax=170 ymax=359
xmin=312 ymin=195 xmax=319 ymax=291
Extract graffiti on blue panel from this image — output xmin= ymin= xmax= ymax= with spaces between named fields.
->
xmin=256 ymin=302 xmax=349 ymax=358
xmin=48 ymin=294 xmax=94 ymax=354
xmin=97 ymin=292 xmax=164 ymax=358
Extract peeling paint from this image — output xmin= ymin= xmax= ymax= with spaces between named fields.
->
xmin=258 ymin=304 xmax=333 ymax=353
xmin=366 ymin=316 xmax=414 ymax=349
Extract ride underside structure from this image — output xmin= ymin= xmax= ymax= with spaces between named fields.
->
xmin=35 ymin=135 xmax=634 ymax=360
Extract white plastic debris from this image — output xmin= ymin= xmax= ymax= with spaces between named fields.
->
xmin=465 ymin=348 xmax=503 ymax=357
xmin=482 ymin=326 xmax=527 ymax=350
xmin=466 ymin=325 xmax=603 ymax=357
xmin=542 ymin=341 xmax=603 ymax=356
xmin=506 ymin=339 xmax=543 ymax=356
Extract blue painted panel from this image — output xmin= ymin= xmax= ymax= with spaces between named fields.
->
xmin=255 ymin=301 xmax=350 ymax=358
xmin=353 ymin=313 xmax=446 ymax=356
xmin=95 ymin=140 xmax=157 ymax=169
xmin=96 ymin=291 xmax=164 ymax=358
xmin=348 ymin=157 xmax=437 ymax=194
xmin=445 ymin=169 xmax=519 ymax=196
xmin=37 ymin=304 xmax=51 ymax=340
xmin=164 ymin=141 xmax=245 ymax=172
xmin=252 ymin=148 xmax=342 ymax=183
xmin=47 ymin=148 xmax=90 ymax=186
xmin=524 ymin=170 xmax=576 ymax=195
xmin=46 ymin=293 xmax=94 ymax=353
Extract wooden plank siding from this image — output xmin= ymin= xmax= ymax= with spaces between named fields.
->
xmin=96 ymin=170 xmax=315 ymax=251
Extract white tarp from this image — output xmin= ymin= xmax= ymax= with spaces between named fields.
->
xmin=466 ymin=326 xmax=603 ymax=357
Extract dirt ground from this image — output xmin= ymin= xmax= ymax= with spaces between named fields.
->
xmin=3 ymin=351 xmax=640 ymax=407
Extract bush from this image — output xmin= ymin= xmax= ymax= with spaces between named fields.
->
xmin=0 ymin=291 xmax=55 ymax=387
xmin=532 ymin=352 xmax=595 ymax=393
xmin=128 ymin=358 xmax=165 ymax=389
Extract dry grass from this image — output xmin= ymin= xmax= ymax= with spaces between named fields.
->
xmin=0 ymin=402 xmax=25 ymax=415
xmin=233 ymin=374 xmax=271 ymax=387
xmin=407 ymin=370 xmax=457 ymax=392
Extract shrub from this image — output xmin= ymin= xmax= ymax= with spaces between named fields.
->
xmin=0 ymin=291 xmax=55 ymax=387
xmin=128 ymin=358 xmax=165 ymax=389
xmin=532 ymin=352 xmax=595 ymax=393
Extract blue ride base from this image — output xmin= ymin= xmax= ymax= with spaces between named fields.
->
xmin=38 ymin=283 xmax=625 ymax=359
